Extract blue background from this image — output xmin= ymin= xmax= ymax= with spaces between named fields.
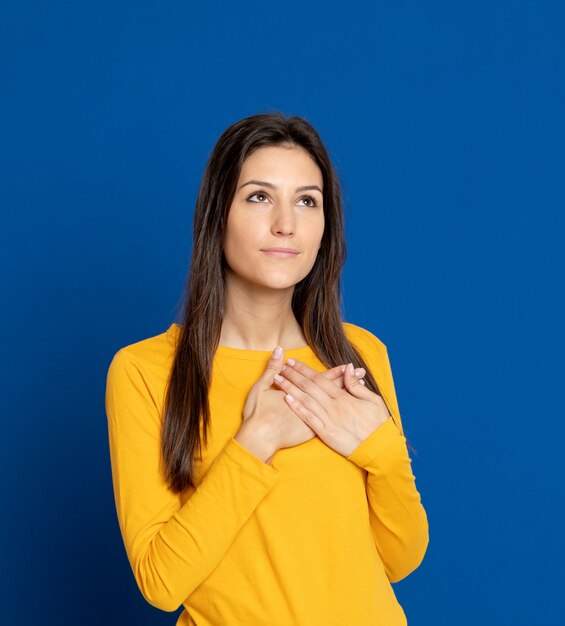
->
xmin=1 ymin=1 xmax=563 ymax=624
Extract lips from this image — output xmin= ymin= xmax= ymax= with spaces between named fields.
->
xmin=261 ymin=248 xmax=299 ymax=253
xmin=261 ymin=248 xmax=299 ymax=258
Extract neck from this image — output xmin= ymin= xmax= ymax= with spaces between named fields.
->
xmin=219 ymin=272 xmax=306 ymax=351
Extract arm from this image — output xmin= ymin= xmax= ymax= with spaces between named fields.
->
xmin=105 ymin=348 xmax=280 ymax=611
xmin=346 ymin=331 xmax=429 ymax=582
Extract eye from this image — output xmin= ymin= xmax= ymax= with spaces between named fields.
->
xmin=298 ymin=195 xmax=319 ymax=208
xmin=247 ymin=192 xmax=270 ymax=203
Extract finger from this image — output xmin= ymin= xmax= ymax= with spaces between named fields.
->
xmin=343 ymin=362 xmax=375 ymax=400
xmin=284 ymin=393 xmax=327 ymax=434
xmin=329 ymin=366 xmax=366 ymax=389
xmin=258 ymin=345 xmax=285 ymax=392
xmin=282 ymin=359 xmax=342 ymax=402
xmin=278 ymin=363 xmax=336 ymax=407
xmin=320 ymin=364 xmax=348 ymax=380
xmin=283 ymin=363 xmax=365 ymax=380
xmin=273 ymin=372 xmax=328 ymax=415
xmin=318 ymin=365 xmax=365 ymax=391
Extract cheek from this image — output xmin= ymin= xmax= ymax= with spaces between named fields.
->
xmin=305 ymin=214 xmax=325 ymax=252
xmin=224 ymin=218 xmax=263 ymax=260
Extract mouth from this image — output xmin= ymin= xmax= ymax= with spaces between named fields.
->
xmin=261 ymin=248 xmax=300 ymax=259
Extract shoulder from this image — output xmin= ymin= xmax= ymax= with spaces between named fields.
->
xmin=115 ymin=323 xmax=179 ymax=362
xmin=342 ymin=321 xmax=388 ymax=360
xmin=106 ymin=323 xmax=180 ymax=397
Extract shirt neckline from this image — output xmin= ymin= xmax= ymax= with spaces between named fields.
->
xmin=166 ymin=323 xmax=314 ymax=361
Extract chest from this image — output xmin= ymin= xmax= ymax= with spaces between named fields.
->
xmin=191 ymin=357 xmax=367 ymax=494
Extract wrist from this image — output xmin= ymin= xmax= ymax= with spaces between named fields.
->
xmin=235 ymin=423 xmax=277 ymax=464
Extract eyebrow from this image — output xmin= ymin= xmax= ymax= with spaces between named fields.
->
xmin=239 ymin=180 xmax=323 ymax=194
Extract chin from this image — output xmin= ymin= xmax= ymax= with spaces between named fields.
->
xmin=229 ymin=264 xmax=310 ymax=290
xmin=249 ymin=273 xmax=301 ymax=290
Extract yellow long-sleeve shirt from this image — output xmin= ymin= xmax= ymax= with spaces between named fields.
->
xmin=105 ymin=322 xmax=428 ymax=625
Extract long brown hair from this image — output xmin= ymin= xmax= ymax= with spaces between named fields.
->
xmin=162 ymin=111 xmax=398 ymax=493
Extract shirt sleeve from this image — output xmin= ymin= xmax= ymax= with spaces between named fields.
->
xmin=346 ymin=331 xmax=429 ymax=583
xmin=105 ymin=348 xmax=280 ymax=612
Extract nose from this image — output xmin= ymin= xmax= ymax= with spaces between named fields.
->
xmin=270 ymin=201 xmax=296 ymax=236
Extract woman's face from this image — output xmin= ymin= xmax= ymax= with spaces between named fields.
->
xmin=223 ymin=144 xmax=325 ymax=292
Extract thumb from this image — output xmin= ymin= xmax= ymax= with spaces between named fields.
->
xmin=258 ymin=345 xmax=284 ymax=391
xmin=344 ymin=362 xmax=374 ymax=400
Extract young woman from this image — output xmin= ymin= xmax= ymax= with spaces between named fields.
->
xmin=105 ymin=112 xmax=428 ymax=626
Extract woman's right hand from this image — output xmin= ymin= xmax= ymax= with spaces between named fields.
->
xmin=234 ymin=346 xmax=366 ymax=464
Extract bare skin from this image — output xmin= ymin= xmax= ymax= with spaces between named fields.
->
xmin=273 ymin=358 xmax=390 ymax=457
xmin=224 ymin=144 xmax=374 ymax=464
xmin=234 ymin=347 xmax=367 ymax=464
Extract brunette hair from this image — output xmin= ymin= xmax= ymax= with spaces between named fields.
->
xmin=162 ymin=111 xmax=397 ymax=493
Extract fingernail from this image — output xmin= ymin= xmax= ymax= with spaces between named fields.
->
xmin=287 ymin=358 xmax=296 ymax=366
xmin=354 ymin=367 xmax=365 ymax=377
xmin=274 ymin=374 xmax=284 ymax=383
xmin=273 ymin=346 xmax=283 ymax=359
xmin=348 ymin=363 xmax=354 ymax=375
xmin=360 ymin=379 xmax=365 ymax=385
xmin=281 ymin=365 xmax=287 ymax=372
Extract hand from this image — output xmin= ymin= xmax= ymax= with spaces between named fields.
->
xmin=273 ymin=359 xmax=390 ymax=457
xmin=236 ymin=347 xmax=368 ymax=463
xmin=305 ymin=363 xmax=367 ymax=390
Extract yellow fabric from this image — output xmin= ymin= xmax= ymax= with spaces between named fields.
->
xmin=105 ymin=322 xmax=428 ymax=626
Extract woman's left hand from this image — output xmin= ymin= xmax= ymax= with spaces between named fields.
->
xmin=273 ymin=359 xmax=391 ymax=457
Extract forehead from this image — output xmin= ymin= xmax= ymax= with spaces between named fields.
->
xmin=239 ymin=145 xmax=322 ymax=183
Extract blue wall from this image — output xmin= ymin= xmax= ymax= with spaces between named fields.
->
xmin=2 ymin=1 xmax=563 ymax=624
